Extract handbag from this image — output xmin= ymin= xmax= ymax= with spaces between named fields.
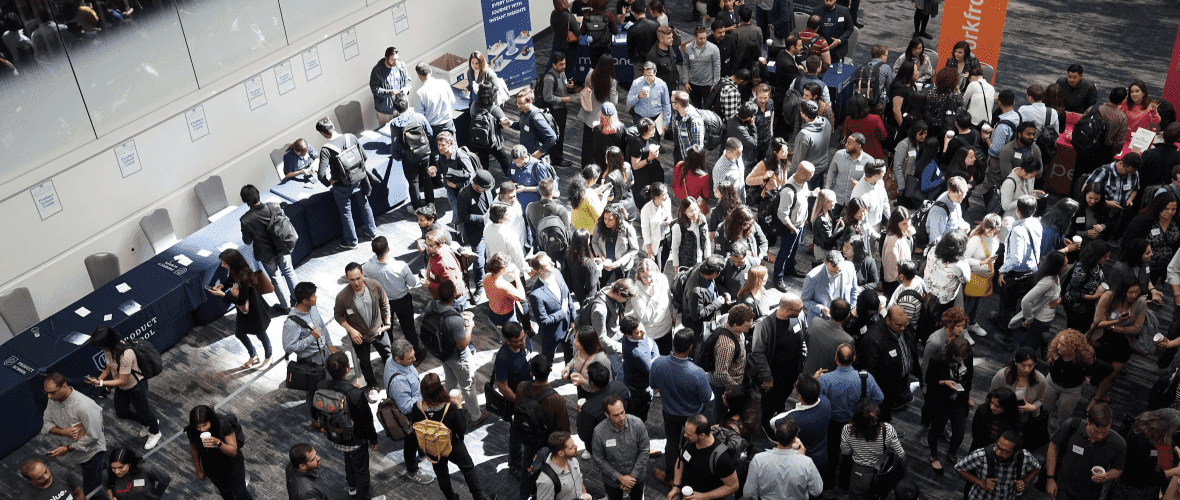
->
xmin=377 ymin=373 xmax=414 ymax=441
xmin=965 ymin=239 xmax=993 ymax=297
xmin=284 ymin=316 xmax=327 ymax=391
xmin=565 ymin=12 xmax=579 ymax=43
xmin=870 ymin=424 xmax=907 ymax=490
xmin=252 ymin=270 xmax=275 ymax=295
xmin=483 ymin=351 xmax=510 ymax=418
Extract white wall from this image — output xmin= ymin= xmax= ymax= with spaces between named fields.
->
xmin=1 ymin=0 xmax=553 ymax=319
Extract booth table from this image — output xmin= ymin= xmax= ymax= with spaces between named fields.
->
xmin=767 ymin=61 xmax=857 ymax=123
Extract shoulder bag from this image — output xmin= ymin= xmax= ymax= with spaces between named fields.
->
xmin=964 ymin=238 xmax=993 ymax=297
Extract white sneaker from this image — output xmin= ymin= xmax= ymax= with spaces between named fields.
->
xmin=405 ymin=470 xmax=435 ymax=485
xmin=372 ymin=496 xmax=387 ymax=500
xmin=144 ymin=432 xmax=162 ymax=450
xmin=969 ymin=324 xmax=987 ymax=337
xmin=138 ymin=426 xmax=151 ymax=437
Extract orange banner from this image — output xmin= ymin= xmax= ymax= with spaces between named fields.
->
xmin=1163 ymin=25 xmax=1180 ymax=107
xmin=936 ymin=0 xmax=1010 ymax=83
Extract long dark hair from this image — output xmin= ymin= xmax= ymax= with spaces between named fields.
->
xmin=1081 ymin=182 xmax=1108 ymax=208
xmin=984 ymin=387 xmax=1023 ymax=430
xmin=89 ymin=325 xmax=124 ymax=358
xmin=568 ymin=177 xmax=588 ymax=208
xmin=576 ymin=325 xmax=603 ymax=355
xmin=1110 ymin=274 xmax=1143 ymax=308
xmin=887 ymin=206 xmax=910 ymax=237
xmin=1042 ymin=198 xmax=1080 ymax=233
xmin=841 ymin=198 xmax=868 ymax=228
xmin=1119 ymin=237 xmax=1150 ymax=267
xmin=850 ymin=399 xmax=883 ymax=441
xmin=714 ymin=182 xmax=742 ymax=224
xmin=679 ymin=145 xmax=708 ymax=189
xmin=933 ymin=230 xmax=968 ymax=263
xmin=847 ymin=93 xmax=871 ymax=120
xmin=724 ymin=206 xmax=756 ymax=242
xmin=590 ymin=53 xmax=615 ymax=103
xmin=602 ymin=146 xmax=628 ymax=184
xmin=420 ymin=373 xmax=450 ymax=406
xmin=476 ymin=81 xmax=497 ymax=108
xmin=1079 ymin=240 xmax=1109 ymax=271
xmin=904 ymin=38 xmax=926 ymax=66
xmin=907 ymin=120 xmax=928 ymax=147
xmin=107 ymin=447 xmax=143 ymax=475
xmin=219 ymin=248 xmax=254 ymax=285
xmin=951 ymin=40 xmax=973 ymax=65
xmin=568 ymin=228 xmax=595 ymax=265
xmin=185 ymin=405 xmax=224 ymax=443
xmin=1033 ymin=251 xmax=1067 ymax=283
xmin=1004 ymin=347 xmax=1041 ymax=387
xmin=895 ymin=59 xmax=917 ymax=88
xmin=1127 ymin=80 xmax=1152 ymax=110
xmin=594 ymin=204 xmax=627 ymax=236
xmin=1150 ymin=192 xmax=1177 ymax=221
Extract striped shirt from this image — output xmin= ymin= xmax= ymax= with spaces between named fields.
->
xmin=1085 ymin=162 xmax=1139 ymax=205
xmin=840 ymin=423 xmax=905 ymax=466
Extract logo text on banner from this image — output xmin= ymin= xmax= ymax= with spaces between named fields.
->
xmin=937 ymin=0 xmax=1010 ymax=84
xmin=479 ymin=0 xmax=537 ymax=91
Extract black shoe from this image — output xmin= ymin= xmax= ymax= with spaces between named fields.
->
xmin=919 ymin=31 xmax=933 ymax=39
xmin=855 ymin=23 xmax=864 ymax=29
xmin=786 ymin=268 xmax=806 ymax=279
xmin=270 ymin=305 xmax=289 ymax=315
xmin=775 ymin=280 xmax=789 ymax=292
xmin=508 ymin=466 xmax=521 ymax=479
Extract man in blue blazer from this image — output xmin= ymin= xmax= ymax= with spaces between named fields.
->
xmin=528 ymin=252 xmax=572 ymax=367
xmin=800 ymin=250 xmax=858 ymax=324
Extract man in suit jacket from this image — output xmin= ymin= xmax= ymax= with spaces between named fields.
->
xmin=457 ymin=171 xmax=495 ymax=293
xmin=334 ymin=262 xmax=391 ymax=402
xmin=527 ymin=252 xmax=572 ymax=367
xmin=854 ymin=306 xmax=920 ymax=423
xmin=801 ymin=298 xmax=853 ymax=376
xmin=239 ymin=184 xmax=299 ymax=314
xmin=800 ymin=250 xmax=858 ymax=324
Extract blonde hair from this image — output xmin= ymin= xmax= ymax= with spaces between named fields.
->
xmin=810 ymin=189 xmax=836 ymax=223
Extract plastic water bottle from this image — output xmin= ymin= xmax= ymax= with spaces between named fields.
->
xmin=32 ymin=326 xmax=39 ymax=338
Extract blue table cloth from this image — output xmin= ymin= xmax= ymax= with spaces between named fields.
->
xmin=822 ymin=62 xmax=856 ymax=122
xmin=0 ymin=347 xmax=44 ymax=459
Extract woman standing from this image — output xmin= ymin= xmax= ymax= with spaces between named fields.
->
xmin=893 ymin=120 xmax=928 ymax=200
xmin=673 ymin=145 xmax=712 ymax=201
xmin=843 ymin=234 xmax=880 ymax=295
xmin=590 ymin=103 xmax=627 ymax=170
xmin=888 ymin=60 xmax=920 ymax=152
xmin=963 ymin=214 xmax=1000 ymax=334
xmin=207 ymin=248 xmax=272 ymax=368
xmin=922 ymin=231 xmax=971 ymax=333
xmin=465 ymin=52 xmax=506 ymax=102
xmin=629 ymin=118 xmax=664 ymax=205
xmin=1076 ymin=182 xmax=1114 ymax=242
xmin=579 ymin=0 xmax=617 ymax=69
xmin=592 ymin=204 xmax=640 ymax=284
xmin=967 ymin=388 xmax=1023 ymax=452
xmin=629 ymin=259 xmax=675 ymax=354
xmin=746 ymin=138 xmax=790 ymax=201
xmin=579 ymin=54 xmax=619 ymax=167
xmin=843 ymin=94 xmax=888 ymax=161
xmin=570 ymin=165 xmax=611 ymax=231
xmin=927 ymin=67 xmax=964 ymax=137
xmin=412 ymin=373 xmax=495 ymax=500
xmin=882 ymin=206 xmax=913 ymax=298
xmin=668 ymin=197 xmax=712 ymax=271
xmin=563 ymin=326 xmax=612 ymax=398
xmin=639 ymin=182 xmax=673 ymax=262
xmin=1040 ymin=198 xmax=1083 ymax=259
xmin=911 ymin=2 xmax=939 ymax=40
xmin=1111 ymin=409 xmax=1180 ymax=500
xmin=105 ymin=447 xmax=170 ymax=500
xmin=841 ymin=399 xmax=906 ymax=498
xmin=1111 ymin=238 xmax=1165 ymax=304
xmin=1119 ymin=81 xmax=1162 ymax=146
xmin=564 ymin=228 xmax=601 ymax=306
xmin=1123 ymin=192 xmax=1179 ymax=278
xmin=482 ymin=253 xmax=528 ymax=327
xmin=185 ymin=405 xmax=250 ymax=500
xmin=601 ymin=146 xmax=635 ymax=218
xmin=990 ymin=348 xmax=1048 ymax=422
xmin=549 ymin=0 xmax=581 ymax=58
xmin=86 ymin=327 xmax=163 ymax=449
xmin=1090 ymin=276 xmax=1148 ymax=406
xmin=719 ymin=207 xmax=769 ymax=264
xmin=469 ymin=81 xmax=514 ymax=174
xmin=924 ymin=336 xmax=974 ymax=473
xmin=737 ymin=265 xmax=773 ymax=320
xmin=709 ymin=182 xmax=742 ymax=239
xmin=811 ymin=189 xmax=843 ymax=268
xmin=944 ymin=41 xmax=981 ymax=91
xmin=1040 ymin=329 xmax=1111 ymax=431
xmin=1063 ymin=240 xmax=1110 ymax=332
xmin=1017 ymin=251 xmax=1067 ymax=353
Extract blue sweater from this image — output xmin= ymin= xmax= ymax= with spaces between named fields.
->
xmin=622 ymin=336 xmax=658 ymax=390
xmin=772 ymin=395 xmax=833 ymax=466
xmin=650 ymin=355 xmax=712 ymax=417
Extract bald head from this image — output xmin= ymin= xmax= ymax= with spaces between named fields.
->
xmin=886 ymin=305 xmax=908 ymax=332
xmin=835 ymin=343 xmax=855 ymax=366
xmin=778 ymin=293 xmax=802 ymax=319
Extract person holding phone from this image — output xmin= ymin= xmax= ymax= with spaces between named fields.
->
xmin=1089 ymin=276 xmax=1147 ymax=409
xmin=42 ymin=372 xmax=106 ymax=495
xmin=207 ymin=249 xmax=272 ymax=369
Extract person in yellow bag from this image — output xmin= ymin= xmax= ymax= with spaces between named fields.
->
xmin=411 ymin=373 xmax=496 ymax=500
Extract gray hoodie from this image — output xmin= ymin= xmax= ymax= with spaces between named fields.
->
xmin=793 ymin=116 xmax=832 ymax=176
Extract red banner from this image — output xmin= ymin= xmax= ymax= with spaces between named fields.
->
xmin=936 ymin=0 xmax=1010 ymax=83
xmin=1163 ymin=26 xmax=1180 ymax=107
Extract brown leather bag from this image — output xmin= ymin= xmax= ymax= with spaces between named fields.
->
xmin=252 ymin=270 xmax=275 ymax=295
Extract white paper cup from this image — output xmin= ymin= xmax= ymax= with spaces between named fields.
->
xmin=1072 ymin=236 xmax=1083 ymax=244
xmin=682 ymin=486 xmax=694 ymax=496
xmin=1155 ymin=333 xmax=1167 ymax=342
xmin=577 ymin=398 xmax=586 ymax=410
xmin=1092 ymin=466 xmax=1105 ymax=476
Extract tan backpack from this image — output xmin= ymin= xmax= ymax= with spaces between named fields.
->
xmin=412 ymin=403 xmax=453 ymax=463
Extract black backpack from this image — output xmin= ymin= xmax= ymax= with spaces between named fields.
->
xmin=1071 ymin=106 xmax=1107 ymax=154
xmin=759 ymin=183 xmax=797 ymax=241
xmin=694 ymin=328 xmax=741 ymax=373
xmin=470 ymin=108 xmax=499 ymax=149
xmin=311 ymin=384 xmax=358 ymax=444
xmin=703 ymin=78 xmax=735 ymax=116
xmin=399 ymin=120 xmax=432 ymax=165
xmin=911 ymin=200 xmax=949 ymax=249
xmin=856 ymin=60 xmax=889 ymax=106
xmin=525 ymin=462 xmax=562 ymax=500
xmin=536 ymin=213 xmax=570 ymax=257
xmin=533 ymin=72 xmax=556 ymax=110
xmin=698 ymin=109 xmax=725 ymax=151
xmin=702 ymin=426 xmax=745 ymax=474
xmin=534 ymin=108 xmax=560 ymax=140
xmin=779 ymin=84 xmax=804 ymax=138
xmin=264 ymin=203 xmax=298 ymax=254
xmin=512 ymin=387 xmax=558 ymax=449
xmin=584 ymin=14 xmax=611 ymax=48
xmin=670 ymin=264 xmax=701 ymax=313
xmin=121 ymin=339 xmax=163 ymax=380
xmin=444 ymin=146 xmax=480 ymax=188
xmin=219 ymin=410 xmax=247 ymax=449
xmin=1035 ymin=108 xmax=1060 ymax=162
xmin=419 ymin=306 xmax=460 ymax=361
xmin=322 ymin=135 xmax=368 ymax=187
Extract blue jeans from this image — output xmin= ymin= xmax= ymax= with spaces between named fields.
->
xmin=259 ymin=254 xmax=297 ymax=309
xmin=235 ymin=330 xmax=273 ymax=360
xmin=774 ymin=226 xmax=804 ymax=281
xmin=331 ymin=184 xmax=377 ymax=247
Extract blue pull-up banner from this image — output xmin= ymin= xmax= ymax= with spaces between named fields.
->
xmin=480 ymin=0 xmax=537 ymax=91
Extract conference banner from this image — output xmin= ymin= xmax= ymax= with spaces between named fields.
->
xmin=936 ymin=0 xmax=1010 ymax=83
xmin=1163 ymin=25 xmax=1180 ymax=107
xmin=479 ymin=0 xmax=538 ymax=92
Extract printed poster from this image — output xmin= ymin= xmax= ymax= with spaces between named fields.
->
xmin=480 ymin=0 xmax=537 ymax=91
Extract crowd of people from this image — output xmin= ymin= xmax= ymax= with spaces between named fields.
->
xmin=18 ymin=0 xmax=1180 ymax=500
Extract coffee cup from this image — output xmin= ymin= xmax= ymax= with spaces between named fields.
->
xmin=200 ymin=432 xmax=212 ymax=440
xmin=1155 ymin=333 xmax=1167 ymax=342
xmin=1092 ymin=466 xmax=1105 ymax=476
xmin=642 ymin=85 xmax=650 ymax=96
xmin=682 ymin=486 xmax=694 ymax=497
xmin=1072 ymin=235 xmax=1083 ymax=244
xmin=577 ymin=398 xmax=586 ymax=411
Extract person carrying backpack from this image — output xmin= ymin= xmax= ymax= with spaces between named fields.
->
xmin=184 ymin=405 xmax=255 ymax=500
xmin=390 ymin=95 xmax=436 ymax=212
xmin=239 ymin=184 xmax=299 ymax=314
xmin=513 ymin=354 xmax=571 ymax=499
xmin=85 ymin=326 xmax=163 ymax=450
xmin=954 ymin=430 xmax=1040 ymax=500
xmin=308 ymin=352 xmax=384 ymax=500
xmin=316 ymin=117 xmax=377 ymax=249
xmin=532 ymin=431 xmax=589 ymax=500
xmin=507 ymin=89 xmax=559 ymax=161
xmin=667 ymin=414 xmax=741 ymax=500
xmin=592 ymin=395 xmax=650 ymax=500
xmin=437 ymin=130 xmax=479 ymax=230
xmin=411 ymin=372 xmax=496 ymax=500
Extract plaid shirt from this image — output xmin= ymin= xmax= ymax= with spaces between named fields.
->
xmin=718 ymin=78 xmax=742 ymax=120
xmin=955 ymin=447 xmax=1040 ymax=500
xmin=1085 ymin=162 xmax=1139 ymax=205
xmin=675 ymin=106 xmax=706 ymax=158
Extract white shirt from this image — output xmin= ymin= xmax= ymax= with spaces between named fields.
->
xmin=415 ymin=76 xmax=457 ymax=126
xmin=627 ymin=273 xmax=675 ymax=338
xmin=484 ymin=221 xmax=528 ymax=272
xmin=962 ymin=79 xmax=995 ymax=126
xmin=964 ymin=234 xmax=999 ymax=274
xmin=1017 ymin=103 xmax=1060 ymax=138
xmin=640 ymin=200 xmax=673 ymax=250
xmin=849 ymin=176 xmax=889 ymax=238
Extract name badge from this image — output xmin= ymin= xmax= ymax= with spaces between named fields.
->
xmin=523 ymin=125 xmax=530 ymax=132
xmin=133 ymin=479 xmax=145 ymax=487
xmin=689 ymin=54 xmax=695 ymax=60
xmin=606 ymin=439 xmax=617 ymax=447
xmin=838 ymin=17 xmax=844 ymax=21
xmin=1152 ymin=449 xmax=1160 ymax=457
xmin=889 ymin=349 xmax=898 ymax=357
xmin=861 ymin=326 xmax=868 ymax=334
xmin=793 ymin=323 xmax=801 ymax=333
xmin=346 ymin=308 xmax=355 ymax=315
xmin=1014 ymin=152 xmax=1023 ymax=160
xmin=1076 ymin=216 xmax=1086 ymax=223
xmin=764 ymin=111 xmax=772 ymax=118
xmin=1152 ymin=228 xmax=1162 ymax=236
xmin=683 ymin=450 xmax=692 ymax=461
xmin=1072 ymin=444 xmax=1085 ymax=455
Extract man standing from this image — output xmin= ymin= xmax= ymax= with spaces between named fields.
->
xmin=529 ymin=252 xmax=572 ymax=365
xmin=524 ymin=179 xmax=571 ymax=262
xmin=826 ymin=134 xmax=873 ymax=213
xmin=414 ymin=62 xmax=457 ymax=143
xmin=239 ymin=184 xmax=298 ymax=313
xmin=485 ymin=203 xmax=528 ymax=273
xmin=855 ymin=306 xmax=920 ymax=422
xmin=42 ymin=373 xmax=105 ymax=495
xmin=577 ymin=362 xmax=633 ymax=462
xmin=456 ymin=171 xmax=496 ymax=294
xmin=671 ymin=91 xmax=706 ymax=163
xmin=429 ymin=280 xmax=489 ymax=425
xmin=627 ymin=61 xmax=672 ymax=131
xmin=729 ymin=7 xmax=764 ymax=74
xmin=18 ymin=459 xmax=84 ymax=500
xmin=666 ymin=414 xmax=741 ymax=500
xmin=371 ymin=47 xmax=410 ymax=126
xmin=683 ymin=256 xmax=729 ymax=340
xmin=1084 ymin=150 xmax=1141 ymax=228
xmin=708 ymin=20 xmax=737 ymax=79
xmin=1055 ymin=64 xmax=1098 ymax=114
xmin=812 ymin=0 xmax=853 ymax=63
xmin=495 ymin=322 xmax=535 ymax=477
xmin=589 ymin=279 xmax=636 ymax=362
xmin=316 ymin=117 xmax=377 ymax=249
xmin=648 ymin=26 xmax=680 ymax=93
xmin=385 ymin=339 xmax=434 ymax=485
xmin=955 ymin=431 xmax=1040 ymax=500
xmin=283 ymin=282 xmax=340 ymax=369
xmin=310 ymin=352 xmax=385 ymax=500
xmin=363 ymin=237 xmax=421 ymax=356
xmin=506 ymin=90 xmax=558 ymax=160
xmin=390 ymin=95 xmax=436 ymax=212
xmin=998 ymin=196 xmax=1043 ymax=335
xmin=773 ymin=161 xmax=813 ymax=288
xmin=535 ymin=432 xmax=590 ymax=500
xmin=1090 ymin=87 xmax=1130 ymax=172
xmin=681 ymin=26 xmax=721 ymax=109
xmin=513 ymin=354 xmax=571 ymax=494
xmin=727 ymin=102 xmax=759 ymax=169
xmin=707 ymin=305 xmax=754 ymax=421
xmin=801 ymin=299 xmax=852 ymax=375
xmin=749 ymin=295 xmax=807 ymax=434
xmin=925 ymin=177 xmax=971 ymax=246
xmin=424 ymin=228 xmax=469 ymax=310
xmin=650 ymin=330 xmax=714 ymax=483
xmin=800 ymin=251 xmax=858 ymax=324
xmin=539 ymin=52 xmax=575 ymax=167
xmin=712 ymin=138 xmax=746 ymax=201
xmin=334 ymin=262 xmax=392 ymax=402
xmin=847 ymin=160 xmax=890 ymax=245
xmin=962 ymin=69 xmax=996 ymax=127
xmin=793 ymin=101 xmax=832 ymax=187
xmin=286 ymin=443 xmax=330 ymax=499
xmin=620 ymin=316 xmax=658 ymax=421
xmin=592 ymin=396 xmax=650 ymax=500
xmin=1045 ymin=404 xmax=1125 ymax=500
xmin=437 ymin=131 xmax=478 ymax=222
xmin=770 ymin=376 xmax=832 ymax=472
xmin=627 ymin=1 xmax=660 ymax=82
xmin=818 ymin=343 xmax=883 ymax=487
xmin=743 ymin=419 xmax=823 ymax=500
xmin=1018 ymin=84 xmax=1060 ymax=139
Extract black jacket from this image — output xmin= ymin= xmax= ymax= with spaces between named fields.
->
xmin=456 ymin=184 xmax=492 ymax=243
xmin=285 ymin=463 xmax=328 ymax=500
xmin=308 ymin=378 xmax=378 ymax=446
xmin=220 ymin=275 xmax=271 ymax=335
xmin=628 ymin=17 xmax=660 ymax=64
xmin=854 ymin=319 xmax=921 ymax=397
xmin=240 ymin=203 xmax=288 ymax=262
